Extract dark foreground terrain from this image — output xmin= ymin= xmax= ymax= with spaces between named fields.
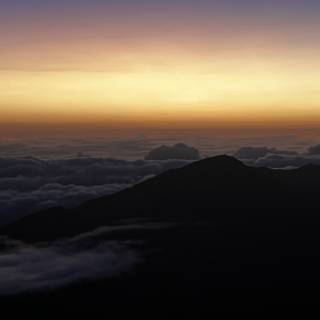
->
xmin=2 ymin=155 xmax=320 ymax=314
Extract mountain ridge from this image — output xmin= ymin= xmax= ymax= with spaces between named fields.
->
xmin=2 ymin=155 xmax=320 ymax=242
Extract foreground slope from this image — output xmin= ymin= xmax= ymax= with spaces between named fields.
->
xmin=3 ymin=155 xmax=320 ymax=312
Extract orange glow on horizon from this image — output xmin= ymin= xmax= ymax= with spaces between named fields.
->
xmin=1 ymin=6 xmax=320 ymax=134
xmin=1 ymin=55 xmax=320 ymax=130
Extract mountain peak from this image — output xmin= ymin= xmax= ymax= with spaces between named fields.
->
xmin=206 ymin=155 xmax=243 ymax=164
xmin=188 ymin=155 xmax=246 ymax=171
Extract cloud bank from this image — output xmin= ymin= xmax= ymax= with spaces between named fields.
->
xmin=0 ymin=137 xmax=318 ymax=224
xmin=0 ymin=240 xmax=137 ymax=296
xmin=232 ymin=146 xmax=320 ymax=168
xmin=0 ymin=222 xmax=176 ymax=296
xmin=0 ymin=157 xmax=188 ymax=225
xmin=252 ymin=154 xmax=320 ymax=169
xmin=234 ymin=146 xmax=297 ymax=160
xmin=309 ymin=144 xmax=320 ymax=155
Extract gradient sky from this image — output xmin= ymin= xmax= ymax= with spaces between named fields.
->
xmin=1 ymin=0 xmax=320 ymax=136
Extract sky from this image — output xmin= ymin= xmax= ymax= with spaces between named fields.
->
xmin=1 ymin=0 xmax=320 ymax=137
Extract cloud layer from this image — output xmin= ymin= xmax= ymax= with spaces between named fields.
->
xmin=0 ymin=137 xmax=318 ymax=224
xmin=234 ymin=146 xmax=320 ymax=168
xmin=0 ymin=233 xmax=138 ymax=296
xmin=0 ymin=157 xmax=188 ymax=225
xmin=234 ymin=146 xmax=297 ymax=160
xmin=309 ymin=144 xmax=320 ymax=155
xmin=0 ymin=239 xmax=137 ymax=296
xmin=0 ymin=222 xmax=177 ymax=296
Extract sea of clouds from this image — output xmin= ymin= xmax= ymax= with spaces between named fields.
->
xmin=0 ymin=156 xmax=189 ymax=225
xmin=0 ymin=135 xmax=319 ymax=225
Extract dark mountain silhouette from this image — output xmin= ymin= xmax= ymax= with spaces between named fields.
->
xmin=2 ymin=155 xmax=320 ymax=242
xmin=3 ymin=155 xmax=320 ymax=313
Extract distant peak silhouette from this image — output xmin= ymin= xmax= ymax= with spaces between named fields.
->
xmin=199 ymin=155 xmax=244 ymax=166
xmin=186 ymin=155 xmax=246 ymax=172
